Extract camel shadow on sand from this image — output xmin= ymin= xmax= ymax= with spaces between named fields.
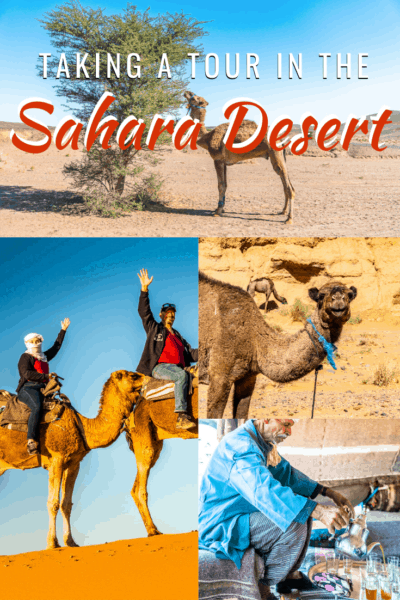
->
xmin=0 ymin=185 xmax=288 ymax=223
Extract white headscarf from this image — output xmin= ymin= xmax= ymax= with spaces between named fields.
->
xmin=24 ymin=333 xmax=47 ymax=362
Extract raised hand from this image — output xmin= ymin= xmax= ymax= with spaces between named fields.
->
xmin=61 ymin=318 xmax=71 ymax=331
xmin=138 ymin=269 xmax=154 ymax=291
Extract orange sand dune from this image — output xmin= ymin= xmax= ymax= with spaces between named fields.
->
xmin=0 ymin=531 xmax=198 ymax=600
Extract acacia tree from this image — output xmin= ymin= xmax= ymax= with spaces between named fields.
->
xmin=39 ymin=1 xmax=207 ymax=210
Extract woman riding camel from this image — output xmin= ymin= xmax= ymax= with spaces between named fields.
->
xmin=16 ymin=318 xmax=70 ymax=455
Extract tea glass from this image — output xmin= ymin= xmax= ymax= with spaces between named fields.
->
xmin=327 ymin=551 xmax=340 ymax=575
xmin=365 ymin=572 xmax=379 ymax=600
xmin=380 ymin=573 xmax=393 ymax=600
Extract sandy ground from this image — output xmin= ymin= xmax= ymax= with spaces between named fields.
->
xmin=199 ymin=311 xmax=400 ymax=419
xmin=0 ymin=134 xmax=399 ymax=237
xmin=0 ymin=531 xmax=198 ymax=600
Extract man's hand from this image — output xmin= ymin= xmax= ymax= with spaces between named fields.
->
xmin=312 ymin=503 xmax=350 ymax=535
xmin=61 ymin=318 xmax=70 ymax=331
xmin=325 ymin=488 xmax=355 ymax=519
xmin=138 ymin=269 xmax=154 ymax=292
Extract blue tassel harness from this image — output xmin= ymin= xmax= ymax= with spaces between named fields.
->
xmin=306 ymin=318 xmax=338 ymax=370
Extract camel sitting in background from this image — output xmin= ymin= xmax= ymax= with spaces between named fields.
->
xmin=125 ymin=378 xmax=198 ymax=537
xmin=184 ymin=91 xmax=295 ymax=222
xmin=247 ymin=277 xmax=288 ymax=313
xmin=0 ymin=370 xmax=145 ymax=550
xmin=199 ymin=272 xmax=357 ymax=418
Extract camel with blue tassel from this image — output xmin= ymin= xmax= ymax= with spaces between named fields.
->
xmin=199 ymin=273 xmax=357 ymax=418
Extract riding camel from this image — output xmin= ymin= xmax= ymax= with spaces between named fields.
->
xmin=0 ymin=370 xmax=145 ymax=550
xmin=247 ymin=277 xmax=288 ymax=313
xmin=199 ymin=272 xmax=357 ymax=418
xmin=125 ymin=374 xmax=198 ymax=537
xmin=184 ymin=90 xmax=295 ymax=221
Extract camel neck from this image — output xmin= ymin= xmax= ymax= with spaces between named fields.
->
xmin=77 ymin=382 xmax=135 ymax=450
xmin=254 ymin=309 xmax=344 ymax=384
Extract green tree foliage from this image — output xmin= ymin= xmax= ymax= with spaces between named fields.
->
xmin=39 ymin=1 xmax=208 ymax=207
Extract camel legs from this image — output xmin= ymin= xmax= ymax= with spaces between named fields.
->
xmin=60 ymin=461 xmax=80 ymax=547
xmin=213 ymin=160 xmax=227 ymax=216
xmin=46 ymin=459 xmax=63 ymax=549
xmin=131 ymin=436 xmax=164 ymax=536
xmin=264 ymin=291 xmax=271 ymax=313
xmin=268 ymin=151 xmax=295 ymax=222
xmin=233 ymin=374 xmax=258 ymax=419
xmin=207 ymin=372 xmax=235 ymax=418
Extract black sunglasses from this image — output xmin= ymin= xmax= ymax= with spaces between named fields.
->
xmin=161 ymin=303 xmax=176 ymax=312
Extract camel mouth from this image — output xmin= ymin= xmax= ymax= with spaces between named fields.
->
xmin=330 ymin=307 xmax=347 ymax=316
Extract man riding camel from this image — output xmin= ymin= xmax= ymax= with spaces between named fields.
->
xmin=17 ymin=318 xmax=71 ymax=455
xmin=199 ymin=419 xmax=354 ymax=600
xmin=136 ymin=269 xmax=198 ymax=430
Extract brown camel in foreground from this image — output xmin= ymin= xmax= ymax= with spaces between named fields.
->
xmin=247 ymin=277 xmax=288 ymax=313
xmin=125 ymin=384 xmax=198 ymax=537
xmin=0 ymin=370 xmax=145 ymax=549
xmin=199 ymin=272 xmax=357 ymax=418
xmin=184 ymin=91 xmax=295 ymax=221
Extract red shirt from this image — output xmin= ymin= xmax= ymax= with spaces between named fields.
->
xmin=33 ymin=359 xmax=49 ymax=375
xmin=158 ymin=332 xmax=185 ymax=367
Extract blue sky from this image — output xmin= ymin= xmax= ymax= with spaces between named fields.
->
xmin=0 ymin=238 xmax=198 ymax=555
xmin=0 ymin=0 xmax=399 ymax=126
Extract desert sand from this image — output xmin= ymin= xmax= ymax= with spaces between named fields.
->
xmin=0 ymin=125 xmax=399 ymax=237
xmin=199 ymin=237 xmax=400 ymax=418
xmin=0 ymin=531 xmax=198 ymax=600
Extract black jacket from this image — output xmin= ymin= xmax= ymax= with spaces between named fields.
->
xmin=16 ymin=329 xmax=66 ymax=393
xmin=136 ymin=291 xmax=198 ymax=376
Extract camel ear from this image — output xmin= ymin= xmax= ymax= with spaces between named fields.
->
xmin=349 ymin=286 xmax=357 ymax=301
xmin=115 ymin=371 xmax=123 ymax=380
xmin=308 ymin=288 xmax=319 ymax=302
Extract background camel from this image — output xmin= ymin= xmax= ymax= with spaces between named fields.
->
xmin=247 ymin=277 xmax=288 ymax=313
xmin=0 ymin=370 xmax=145 ymax=550
xmin=184 ymin=91 xmax=295 ymax=221
xmin=199 ymin=272 xmax=357 ymax=418
xmin=125 ymin=383 xmax=198 ymax=537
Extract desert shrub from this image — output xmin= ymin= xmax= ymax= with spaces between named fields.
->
xmin=372 ymin=364 xmax=398 ymax=387
xmin=349 ymin=315 xmax=362 ymax=324
xmin=290 ymin=298 xmax=312 ymax=323
xmin=63 ymin=146 xmax=163 ymax=216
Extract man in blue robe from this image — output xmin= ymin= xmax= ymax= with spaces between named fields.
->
xmin=199 ymin=419 xmax=354 ymax=600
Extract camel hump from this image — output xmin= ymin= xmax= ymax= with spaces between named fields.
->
xmin=208 ymin=119 xmax=261 ymax=151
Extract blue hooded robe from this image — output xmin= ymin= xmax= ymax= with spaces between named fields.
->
xmin=199 ymin=420 xmax=320 ymax=568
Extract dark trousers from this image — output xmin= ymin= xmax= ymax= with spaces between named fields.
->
xmin=18 ymin=382 xmax=44 ymax=440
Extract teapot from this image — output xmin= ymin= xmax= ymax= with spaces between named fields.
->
xmin=334 ymin=508 xmax=381 ymax=560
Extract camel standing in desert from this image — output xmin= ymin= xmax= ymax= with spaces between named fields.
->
xmin=0 ymin=370 xmax=145 ymax=549
xmin=184 ymin=91 xmax=295 ymax=221
xmin=247 ymin=277 xmax=288 ymax=313
xmin=125 ymin=381 xmax=198 ymax=537
xmin=199 ymin=272 xmax=357 ymax=418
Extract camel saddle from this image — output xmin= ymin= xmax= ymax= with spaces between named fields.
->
xmin=0 ymin=383 xmax=71 ymax=433
xmin=141 ymin=366 xmax=198 ymax=402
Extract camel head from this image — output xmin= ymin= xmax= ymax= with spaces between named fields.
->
xmin=109 ymin=370 xmax=147 ymax=402
xmin=183 ymin=90 xmax=209 ymax=110
xmin=308 ymin=281 xmax=357 ymax=325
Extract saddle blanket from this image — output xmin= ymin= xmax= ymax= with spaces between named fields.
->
xmin=141 ymin=374 xmax=198 ymax=402
xmin=0 ymin=389 xmax=66 ymax=433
